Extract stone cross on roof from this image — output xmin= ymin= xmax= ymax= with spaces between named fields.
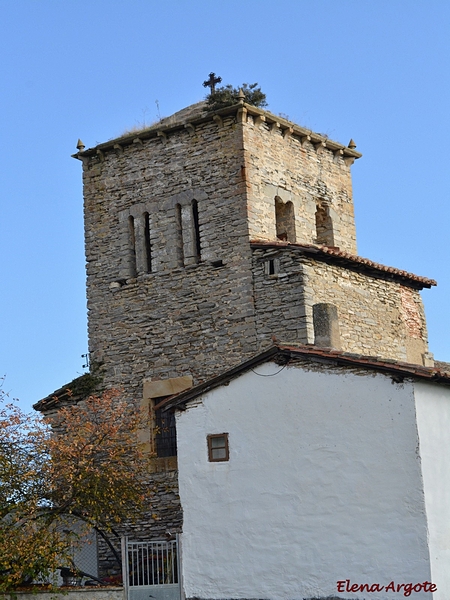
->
xmin=203 ymin=72 xmax=222 ymax=94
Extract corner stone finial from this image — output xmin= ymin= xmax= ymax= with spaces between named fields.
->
xmin=238 ymin=88 xmax=245 ymax=102
xmin=77 ymin=139 xmax=85 ymax=152
xmin=348 ymin=139 xmax=357 ymax=149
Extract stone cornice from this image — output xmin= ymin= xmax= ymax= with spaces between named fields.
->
xmin=72 ymin=102 xmax=362 ymax=162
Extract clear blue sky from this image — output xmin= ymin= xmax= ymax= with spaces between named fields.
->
xmin=1 ymin=1 xmax=449 ymax=411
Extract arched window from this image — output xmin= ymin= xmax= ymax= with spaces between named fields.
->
xmin=315 ymin=201 xmax=334 ymax=246
xmin=275 ymin=197 xmax=296 ymax=242
xmin=171 ymin=190 xmax=208 ymax=268
xmin=128 ymin=215 xmax=137 ymax=277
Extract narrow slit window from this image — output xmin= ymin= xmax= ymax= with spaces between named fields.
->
xmin=175 ymin=203 xmax=184 ymax=267
xmin=265 ymin=258 xmax=280 ymax=276
xmin=128 ymin=215 xmax=137 ymax=277
xmin=207 ymin=433 xmax=229 ymax=462
xmin=143 ymin=212 xmax=152 ymax=273
xmin=192 ymin=199 xmax=201 ymax=261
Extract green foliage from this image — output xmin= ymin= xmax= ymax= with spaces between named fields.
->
xmin=64 ymin=371 xmax=102 ymax=399
xmin=0 ymin=384 xmax=61 ymax=591
xmin=206 ymin=82 xmax=267 ymax=111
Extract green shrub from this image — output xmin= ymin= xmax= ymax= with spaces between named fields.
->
xmin=206 ymin=82 xmax=267 ymax=111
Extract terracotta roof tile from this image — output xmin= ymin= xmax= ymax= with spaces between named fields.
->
xmin=250 ymin=240 xmax=437 ymax=289
xmin=161 ymin=343 xmax=450 ymax=411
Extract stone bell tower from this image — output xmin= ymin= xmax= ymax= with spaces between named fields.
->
xmin=31 ymin=81 xmax=438 ymax=579
xmin=28 ymin=87 xmax=437 ymax=575
xmin=74 ymin=94 xmax=434 ymax=412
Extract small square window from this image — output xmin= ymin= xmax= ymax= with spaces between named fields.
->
xmin=265 ymin=258 xmax=280 ymax=276
xmin=207 ymin=433 xmax=229 ymax=462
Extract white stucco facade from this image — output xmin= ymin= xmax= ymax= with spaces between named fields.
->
xmin=415 ymin=382 xmax=450 ymax=599
xmin=175 ymin=360 xmax=450 ymax=600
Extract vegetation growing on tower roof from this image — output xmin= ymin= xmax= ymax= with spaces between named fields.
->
xmin=205 ymin=82 xmax=267 ymax=112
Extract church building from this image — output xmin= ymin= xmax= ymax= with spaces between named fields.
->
xmin=36 ymin=82 xmax=450 ymax=599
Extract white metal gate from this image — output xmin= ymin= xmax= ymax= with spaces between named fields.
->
xmin=122 ymin=537 xmax=181 ymax=600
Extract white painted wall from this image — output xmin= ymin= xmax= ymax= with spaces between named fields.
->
xmin=57 ymin=518 xmax=98 ymax=584
xmin=415 ymin=381 xmax=450 ymax=599
xmin=176 ymin=362 xmax=433 ymax=600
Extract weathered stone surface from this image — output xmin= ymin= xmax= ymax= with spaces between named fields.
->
xmin=97 ymin=470 xmax=181 ymax=576
xmin=243 ymin=113 xmax=358 ymax=253
xmin=77 ymin=102 xmax=432 ymax=574
xmin=305 ymin=256 xmax=429 ymax=362
xmin=83 ymin=115 xmax=256 ymax=402
xmin=143 ymin=376 xmax=193 ymax=399
xmin=8 ymin=590 xmax=124 ymax=600
xmin=313 ymin=303 xmax=341 ymax=349
xmin=250 ymin=245 xmax=429 ymax=363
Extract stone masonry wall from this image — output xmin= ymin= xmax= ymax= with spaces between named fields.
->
xmin=79 ymin=103 xmax=430 ymax=574
xmin=251 ymin=247 xmax=312 ymax=348
xmin=81 ymin=113 xmax=260 ymax=573
xmin=306 ymin=258 xmax=429 ymax=363
xmin=242 ymin=113 xmax=358 ymax=253
xmin=97 ymin=470 xmax=181 ymax=577
xmin=82 ymin=103 xmax=430 ymax=418
xmin=400 ymin=285 xmax=430 ymax=365
xmin=251 ymin=246 xmax=429 ymax=364
xmin=83 ymin=115 xmax=258 ymax=401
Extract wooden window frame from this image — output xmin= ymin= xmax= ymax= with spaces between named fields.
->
xmin=265 ymin=257 xmax=280 ymax=277
xmin=207 ymin=433 xmax=229 ymax=462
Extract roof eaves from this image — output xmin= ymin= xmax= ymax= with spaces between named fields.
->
xmin=72 ymin=103 xmax=244 ymax=159
xmin=250 ymin=241 xmax=437 ymax=289
xmin=72 ymin=102 xmax=362 ymax=162
xmin=162 ymin=344 xmax=450 ymax=411
xmin=241 ymin=103 xmax=362 ymax=159
xmin=277 ymin=344 xmax=450 ymax=384
xmin=159 ymin=345 xmax=281 ymax=411
xmin=33 ymin=386 xmax=81 ymax=412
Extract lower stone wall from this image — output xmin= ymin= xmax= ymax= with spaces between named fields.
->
xmin=98 ymin=470 xmax=182 ymax=577
xmin=251 ymin=246 xmax=429 ymax=364
xmin=9 ymin=589 xmax=124 ymax=600
xmin=252 ymin=248 xmax=312 ymax=348
xmin=305 ymin=258 xmax=428 ymax=363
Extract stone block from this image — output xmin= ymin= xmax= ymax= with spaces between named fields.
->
xmin=143 ymin=375 xmax=194 ymax=399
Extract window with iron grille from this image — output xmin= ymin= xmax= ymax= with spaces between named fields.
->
xmin=154 ymin=408 xmax=177 ymax=457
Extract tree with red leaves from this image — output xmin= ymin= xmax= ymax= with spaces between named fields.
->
xmin=0 ymin=383 xmax=148 ymax=592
